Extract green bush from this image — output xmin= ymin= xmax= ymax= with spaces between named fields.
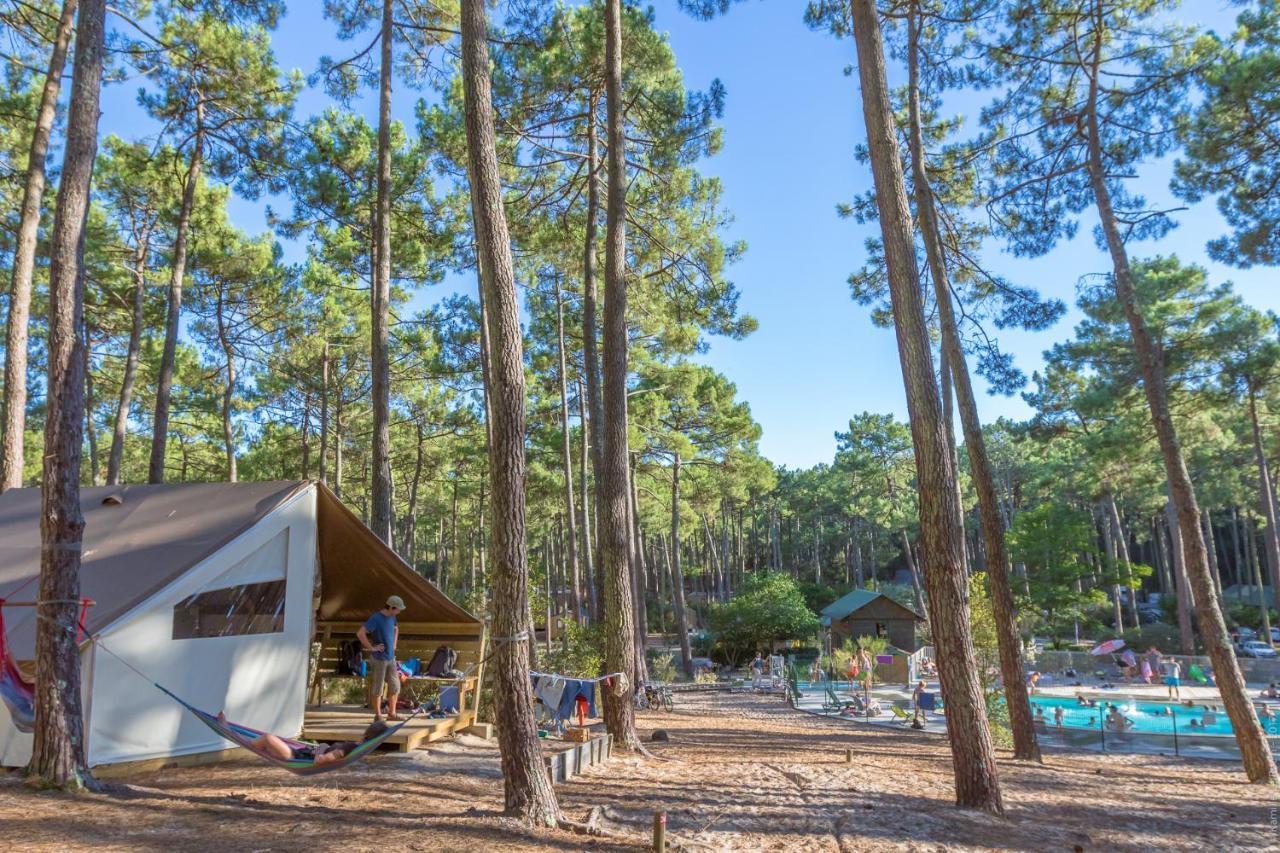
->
xmin=1225 ymin=601 xmax=1278 ymax=629
xmin=648 ymin=652 xmax=678 ymax=683
xmin=540 ymin=622 xmax=604 ymax=678
xmin=1121 ymin=623 xmax=1185 ymax=653
xmin=708 ymin=572 xmax=820 ymax=666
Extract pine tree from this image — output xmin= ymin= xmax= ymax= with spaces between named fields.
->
xmin=0 ymin=0 xmax=76 ymax=492
xmin=28 ymin=0 xmax=106 ymax=791
xmin=458 ymin=0 xmax=562 ymax=825
xmin=983 ymin=0 xmax=1279 ymax=784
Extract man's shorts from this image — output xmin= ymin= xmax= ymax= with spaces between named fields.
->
xmin=369 ymin=658 xmax=401 ymax=694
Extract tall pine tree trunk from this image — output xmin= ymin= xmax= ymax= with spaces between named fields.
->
xmin=600 ymin=0 xmax=639 ymax=750
xmin=850 ymin=0 xmax=1004 ymax=812
xmin=459 ymin=0 xmax=561 ymax=822
xmin=905 ymin=2 xmax=1038 ymax=761
xmin=582 ymin=100 xmax=605 ymax=618
xmin=670 ymin=456 xmax=693 ymax=676
xmin=319 ymin=340 xmax=329 ymax=485
xmin=1 ymin=0 xmax=78 ymax=492
xmin=1083 ymin=24 xmax=1278 ymax=782
xmin=107 ymin=226 xmax=150 ymax=485
xmin=577 ymin=376 xmax=596 ymax=623
xmin=1165 ymin=500 xmax=1195 ymax=654
xmin=216 ymin=290 xmax=237 ymax=482
xmin=29 ymin=0 xmax=106 ymax=790
xmin=1106 ymin=494 xmax=1140 ymax=626
xmin=555 ymin=281 xmax=583 ymax=626
xmin=1248 ymin=390 xmax=1280 ymax=630
xmin=369 ymin=0 xmax=395 ymax=544
xmin=630 ymin=452 xmax=649 ymax=681
xmin=149 ymin=102 xmax=204 ymax=484
xmin=82 ymin=316 xmax=98 ymax=486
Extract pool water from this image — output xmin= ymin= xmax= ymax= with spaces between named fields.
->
xmin=1029 ymin=694 xmax=1279 ymax=736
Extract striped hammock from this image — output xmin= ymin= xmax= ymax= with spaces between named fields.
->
xmin=156 ymin=685 xmax=417 ymax=776
xmin=0 ymin=604 xmax=35 ymax=733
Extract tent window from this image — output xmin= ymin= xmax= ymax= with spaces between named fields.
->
xmin=172 ymin=580 xmax=287 ymax=640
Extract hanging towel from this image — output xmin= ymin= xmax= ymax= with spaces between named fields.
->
xmin=533 ymin=674 xmax=568 ymax=720
xmin=557 ymin=678 xmax=597 ymax=721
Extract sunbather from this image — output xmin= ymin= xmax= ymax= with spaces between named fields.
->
xmin=216 ymin=714 xmax=387 ymax=765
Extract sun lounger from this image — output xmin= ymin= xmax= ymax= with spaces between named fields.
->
xmin=889 ymin=705 xmax=915 ymax=726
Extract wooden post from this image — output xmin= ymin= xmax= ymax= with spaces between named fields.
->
xmin=845 ymin=747 xmax=853 ymax=763
xmin=652 ymin=810 xmax=667 ymax=853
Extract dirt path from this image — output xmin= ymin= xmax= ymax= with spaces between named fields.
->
xmin=0 ymin=692 xmax=1271 ymax=851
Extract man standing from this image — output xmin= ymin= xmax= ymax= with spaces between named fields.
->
xmin=357 ymin=595 xmax=404 ymax=722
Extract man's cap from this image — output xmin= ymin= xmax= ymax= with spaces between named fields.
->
xmin=386 ymin=595 xmax=406 ymax=610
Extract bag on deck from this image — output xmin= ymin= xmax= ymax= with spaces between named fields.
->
xmin=425 ymin=645 xmax=457 ymax=678
xmin=337 ymin=638 xmax=364 ymax=676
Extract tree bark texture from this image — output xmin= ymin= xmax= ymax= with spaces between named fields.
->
xmin=369 ymin=0 xmax=394 ymax=545
xmin=0 ymin=0 xmax=78 ymax=492
xmin=459 ymin=0 xmax=562 ymax=822
xmin=599 ymin=0 xmax=640 ymax=751
xmin=850 ymin=0 xmax=1004 ymax=813
xmin=1082 ymin=15 xmax=1279 ymax=780
xmin=29 ymin=0 xmax=106 ymax=791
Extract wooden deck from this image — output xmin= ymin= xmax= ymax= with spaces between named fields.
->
xmin=302 ymin=704 xmax=475 ymax=753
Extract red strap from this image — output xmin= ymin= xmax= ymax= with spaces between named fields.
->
xmin=75 ymin=599 xmax=93 ymax=644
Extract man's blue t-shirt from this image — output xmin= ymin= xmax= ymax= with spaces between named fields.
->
xmin=363 ymin=611 xmax=397 ymax=661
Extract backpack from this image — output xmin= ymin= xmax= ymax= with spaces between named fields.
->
xmin=337 ymin=638 xmax=364 ymax=676
xmin=425 ymin=645 xmax=457 ymax=678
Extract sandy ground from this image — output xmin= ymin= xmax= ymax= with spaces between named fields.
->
xmin=1 ymin=691 xmax=1275 ymax=852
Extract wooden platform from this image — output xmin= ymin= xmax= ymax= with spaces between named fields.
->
xmin=302 ymin=704 xmax=475 ymax=752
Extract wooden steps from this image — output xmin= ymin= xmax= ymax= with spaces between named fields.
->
xmin=302 ymin=704 xmax=475 ymax=753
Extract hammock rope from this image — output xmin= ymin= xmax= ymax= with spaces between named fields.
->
xmin=15 ymin=607 xmax=415 ymax=775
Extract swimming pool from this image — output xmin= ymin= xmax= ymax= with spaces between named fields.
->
xmin=1029 ymin=694 xmax=1280 ymax=737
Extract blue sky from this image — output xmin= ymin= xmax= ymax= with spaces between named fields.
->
xmin=94 ymin=1 xmax=1279 ymax=470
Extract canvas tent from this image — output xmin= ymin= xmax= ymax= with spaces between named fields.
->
xmin=0 ymin=481 xmax=481 ymax=769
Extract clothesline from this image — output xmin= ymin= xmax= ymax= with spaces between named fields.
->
xmin=528 ymin=670 xmax=624 ymax=683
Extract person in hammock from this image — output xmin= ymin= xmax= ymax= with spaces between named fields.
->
xmin=216 ymin=714 xmax=388 ymax=765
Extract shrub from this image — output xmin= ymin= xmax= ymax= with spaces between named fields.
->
xmin=540 ymin=622 xmax=604 ymax=678
xmin=1121 ymin=623 xmax=1185 ymax=653
xmin=708 ymin=572 xmax=820 ymax=665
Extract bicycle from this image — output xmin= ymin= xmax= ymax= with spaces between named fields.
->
xmin=634 ymin=681 xmax=674 ymax=712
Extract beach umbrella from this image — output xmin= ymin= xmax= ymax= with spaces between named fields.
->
xmin=1090 ymin=638 xmax=1125 ymax=656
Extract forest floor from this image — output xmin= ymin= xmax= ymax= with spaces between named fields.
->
xmin=0 ymin=690 xmax=1273 ymax=852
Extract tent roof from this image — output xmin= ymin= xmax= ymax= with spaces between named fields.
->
xmin=0 ymin=481 xmax=476 ymax=659
xmin=314 ymin=483 xmax=476 ymax=625
xmin=819 ymin=589 xmax=922 ymax=626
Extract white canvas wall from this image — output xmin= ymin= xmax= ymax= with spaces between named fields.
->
xmin=82 ymin=486 xmax=318 ymax=766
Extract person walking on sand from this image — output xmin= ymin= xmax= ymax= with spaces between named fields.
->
xmin=358 ymin=595 xmax=405 ymax=722
xmin=1165 ymin=658 xmax=1182 ymax=701
xmin=912 ymin=679 xmax=928 ymax=723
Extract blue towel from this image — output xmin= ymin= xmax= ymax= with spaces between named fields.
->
xmin=440 ymin=686 xmax=459 ymax=713
xmin=919 ymin=692 xmax=936 ymax=711
xmin=557 ymin=678 xmax=597 ymax=721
